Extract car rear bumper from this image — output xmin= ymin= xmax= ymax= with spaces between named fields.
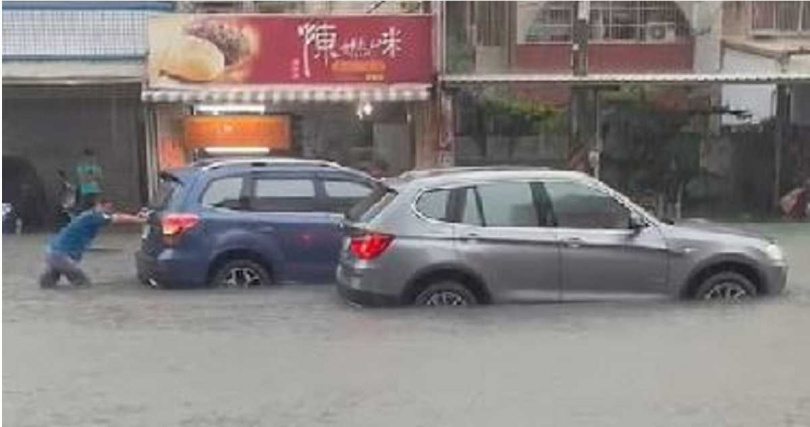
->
xmin=336 ymin=263 xmax=403 ymax=307
xmin=136 ymin=249 xmax=208 ymax=288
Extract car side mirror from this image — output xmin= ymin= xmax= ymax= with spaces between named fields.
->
xmin=628 ymin=212 xmax=647 ymax=231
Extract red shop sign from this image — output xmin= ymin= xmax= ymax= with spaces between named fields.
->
xmin=148 ymin=15 xmax=434 ymax=87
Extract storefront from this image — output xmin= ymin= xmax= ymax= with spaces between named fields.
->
xmin=141 ymin=14 xmax=435 ymax=200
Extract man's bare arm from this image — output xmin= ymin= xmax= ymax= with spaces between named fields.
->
xmin=111 ymin=213 xmax=147 ymax=225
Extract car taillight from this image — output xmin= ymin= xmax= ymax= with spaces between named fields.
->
xmin=350 ymin=233 xmax=394 ymax=260
xmin=161 ymin=213 xmax=200 ymax=245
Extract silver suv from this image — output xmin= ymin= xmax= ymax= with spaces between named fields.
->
xmin=337 ymin=168 xmax=788 ymax=306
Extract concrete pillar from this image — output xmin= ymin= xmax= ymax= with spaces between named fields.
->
xmin=412 ymin=99 xmax=441 ymax=169
xmin=774 ymin=84 xmax=790 ymax=209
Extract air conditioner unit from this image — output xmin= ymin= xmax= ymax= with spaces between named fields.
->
xmin=645 ymin=22 xmax=677 ymax=43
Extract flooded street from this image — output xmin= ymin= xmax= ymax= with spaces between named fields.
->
xmin=4 ymin=223 xmax=810 ymax=427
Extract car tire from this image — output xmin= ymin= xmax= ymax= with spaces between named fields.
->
xmin=211 ymin=259 xmax=271 ymax=288
xmin=694 ymin=271 xmax=757 ymax=302
xmin=414 ymin=281 xmax=477 ymax=307
xmin=137 ymin=272 xmax=150 ymax=286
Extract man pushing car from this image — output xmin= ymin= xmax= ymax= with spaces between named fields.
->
xmin=39 ymin=199 xmax=147 ymax=288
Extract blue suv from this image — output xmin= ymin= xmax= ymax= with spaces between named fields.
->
xmin=136 ymin=158 xmax=378 ymax=288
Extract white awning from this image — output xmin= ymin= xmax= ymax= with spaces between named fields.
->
xmin=787 ymin=55 xmax=810 ymax=74
xmin=441 ymin=73 xmax=810 ymax=85
xmin=3 ymin=60 xmax=143 ymax=84
xmin=142 ymin=84 xmax=432 ymax=103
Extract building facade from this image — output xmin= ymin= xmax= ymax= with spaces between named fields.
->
xmin=2 ymin=1 xmax=174 ymax=228
xmin=139 ymin=5 xmax=437 ymax=199
xmin=716 ymin=1 xmax=810 ymax=210
xmin=439 ymin=1 xmax=810 ymax=217
xmin=3 ymin=1 xmax=810 ymax=223
xmin=2 ymin=1 xmax=439 ymax=225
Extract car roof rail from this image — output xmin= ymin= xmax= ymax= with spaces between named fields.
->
xmin=399 ymin=165 xmax=553 ymax=180
xmin=197 ymin=157 xmax=341 ymax=171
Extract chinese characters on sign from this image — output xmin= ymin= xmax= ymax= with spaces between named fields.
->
xmin=297 ymin=22 xmax=339 ymax=78
xmin=148 ymin=15 xmax=432 ymax=86
xmin=296 ymin=21 xmax=405 ymax=81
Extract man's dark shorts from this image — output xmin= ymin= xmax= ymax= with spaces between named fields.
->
xmin=39 ymin=250 xmax=90 ymax=288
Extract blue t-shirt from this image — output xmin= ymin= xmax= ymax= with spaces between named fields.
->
xmin=49 ymin=210 xmax=112 ymax=260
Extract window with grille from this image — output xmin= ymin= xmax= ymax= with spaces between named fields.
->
xmin=520 ymin=1 xmax=575 ymax=43
xmin=518 ymin=1 xmax=690 ymax=44
xmin=751 ymin=2 xmax=810 ymax=34
xmin=475 ymin=1 xmax=508 ymax=46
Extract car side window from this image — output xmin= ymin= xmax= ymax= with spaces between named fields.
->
xmin=322 ymin=180 xmax=374 ymax=213
xmin=201 ymin=177 xmax=244 ymax=209
xmin=415 ymin=189 xmax=451 ymax=221
xmin=460 ymin=187 xmax=484 ymax=226
xmin=324 ymin=180 xmax=372 ymax=198
xmin=543 ymin=181 xmax=630 ymax=229
xmin=251 ymin=178 xmax=317 ymax=212
xmin=476 ymin=182 xmax=539 ymax=227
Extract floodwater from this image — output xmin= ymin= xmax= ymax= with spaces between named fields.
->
xmin=3 ymin=223 xmax=810 ymax=427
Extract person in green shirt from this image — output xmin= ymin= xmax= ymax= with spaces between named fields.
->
xmin=76 ymin=148 xmax=103 ymax=211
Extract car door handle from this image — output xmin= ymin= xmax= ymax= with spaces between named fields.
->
xmin=459 ymin=232 xmax=480 ymax=242
xmin=564 ymin=237 xmax=584 ymax=248
xmin=256 ymin=226 xmax=275 ymax=234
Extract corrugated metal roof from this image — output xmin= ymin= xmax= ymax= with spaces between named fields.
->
xmin=2 ymin=7 xmax=168 ymax=59
xmin=441 ymin=73 xmax=810 ymax=85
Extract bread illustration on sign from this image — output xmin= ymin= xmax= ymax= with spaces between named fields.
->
xmin=158 ymin=20 xmax=253 ymax=83
xmin=160 ymin=36 xmax=225 ymax=82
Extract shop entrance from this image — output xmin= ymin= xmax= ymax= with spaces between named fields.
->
xmin=151 ymin=102 xmax=414 ymax=175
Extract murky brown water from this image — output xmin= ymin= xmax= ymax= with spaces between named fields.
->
xmin=4 ymin=224 xmax=810 ymax=426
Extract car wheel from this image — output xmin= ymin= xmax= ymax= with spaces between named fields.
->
xmin=137 ymin=273 xmax=151 ymax=287
xmin=414 ymin=281 xmax=477 ymax=307
xmin=694 ymin=271 xmax=757 ymax=302
xmin=211 ymin=259 xmax=271 ymax=288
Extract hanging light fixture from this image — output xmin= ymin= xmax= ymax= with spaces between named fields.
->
xmin=356 ymin=101 xmax=374 ymax=119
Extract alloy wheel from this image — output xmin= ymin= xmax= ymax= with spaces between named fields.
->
xmin=222 ymin=267 xmax=262 ymax=288
xmin=703 ymin=281 xmax=750 ymax=301
xmin=423 ymin=291 xmax=470 ymax=307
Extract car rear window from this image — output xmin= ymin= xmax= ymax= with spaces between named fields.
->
xmin=347 ymin=186 xmax=397 ymax=223
xmin=153 ymin=175 xmax=183 ymax=210
xmin=415 ymin=189 xmax=452 ymax=221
